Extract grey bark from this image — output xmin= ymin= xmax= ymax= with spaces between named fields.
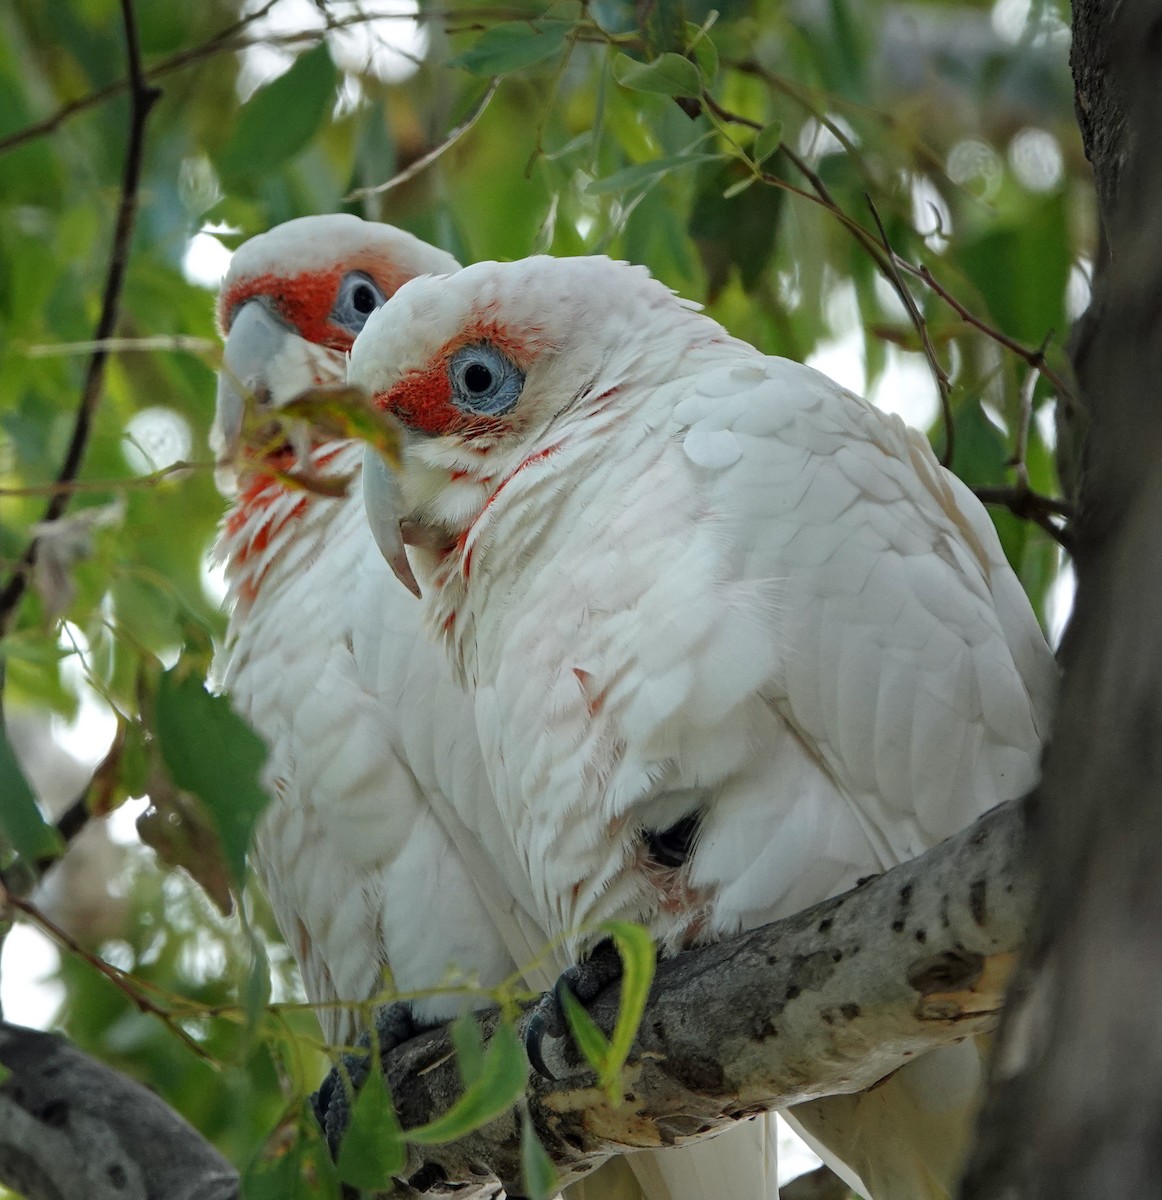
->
xmin=0 ymin=1023 xmax=238 ymax=1200
xmin=0 ymin=798 xmax=1029 ymax=1198
xmin=959 ymin=2 xmax=1162 ymax=1197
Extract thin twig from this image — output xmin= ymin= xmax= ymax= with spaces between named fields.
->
xmin=0 ymin=459 xmax=211 ymax=499
xmin=702 ymin=92 xmax=1079 ymax=412
xmin=25 ymin=334 xmax=218 ymax=359
xmin=867 ymin=197 xmax=955 ymax=466
xmin=345 ymin=77 xmax=501 ymax=201
xmin=0 ymin=0 xmax=160 ymax=639
xmin=0 ymin=6 xmax=525 ymax=158
xmin=1011 ymin=333 xmax=1052 ymax=491
xmin=0 ymin=0 xmax=277 ymax=156
xmin=973 ymin=486 xmax=1075 ymax=552
xmin=0 ymin=890 xmax=213 ymax=1062
xmin=901 ymin=261 xmax=1077 ymax=405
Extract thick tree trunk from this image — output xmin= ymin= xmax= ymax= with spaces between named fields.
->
xmin=959 ymin=2 xmax=1162 ymax=1196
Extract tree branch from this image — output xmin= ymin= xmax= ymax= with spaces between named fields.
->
xmin=0 ymin=1023 xmax=238 ymax=1200
xmin=0 ymin=0 xmax=160 ymax=639
xmin=0 ymin=798 xmax=1030 ymax=1195
xmin=327 ymin=799 xmax=1030 ymax=1194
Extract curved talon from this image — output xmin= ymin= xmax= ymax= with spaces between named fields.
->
xmin=523 ymin=1002 xmax=559 ymax=1081
xmin=524 ymin=943 xmax=627 ymax=1081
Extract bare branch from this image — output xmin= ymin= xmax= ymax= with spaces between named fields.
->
xmin=0 ymin=0 xmax=160 ymax=638
xmin=322 ymin=799 xmax=1030 ymax=1194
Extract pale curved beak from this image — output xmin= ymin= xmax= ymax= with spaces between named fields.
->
xmin=212 ymin=299 xmax=343 ymax=468
xmin=362 ymin=445 xmax=421 ymax=598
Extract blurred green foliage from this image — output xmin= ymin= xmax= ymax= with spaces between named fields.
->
xmin=0 ymin=0 xmax=1086 ymax=1192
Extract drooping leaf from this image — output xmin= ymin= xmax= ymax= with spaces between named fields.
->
xmin=451 ymin=20 xmax=573 ymax=76
xmin=559 ymin=924 xmax=656 ymax=1102
xmin=217 ymin=43 xmax=338 ymax=181
xmin=685 ymin=20 xmax=719 ymax=85
xmin=277 ymin=387 xmax=406 ymax=467
xmin=0 ymin=710 xmax=62 ymax=863
xmin=588 ymin=150 xmax=723 ymax=195
xmin=558 ymin=983 xmax=612 ymax=1070
xmin=612 ymin=52 xmax=702 ymax=99
xmin=245 ymin=1120 xmax=341 ymax=1200
xmin=601 ymin=921 xmax=656 ymax=1086
xmin=520 ymin=1107 xmax=561 ymax=1200
xmin=450 ymin=1011 xmax=487 ymax=1088
xmin=152 ymin=665 xmax=270 ymax=889
xmin=336 ymin=1062 xmax=407 ymax=1190
xmin=407 ymin=1019 xmax=526 ymax=1144
xmin=754 ymin=121 xmax=784 ymax=166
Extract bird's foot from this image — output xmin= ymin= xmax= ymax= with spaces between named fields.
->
xmin=524 ymin=938 xmax=623 ymax=1080
xmin=312 ymin=1001 xmax=421 ymax=1156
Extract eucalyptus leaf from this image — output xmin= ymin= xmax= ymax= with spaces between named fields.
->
xmin=335 ymin=1063 xmax=407 ymax=1189
xmin=217 ymin=43 xmax=337 ymax=180
xmin=153 ymin=665 xmax=270 ymax=888
xmin=0 ymin=713 xmax=62 ymax=863
xmin=452 ymin=20 xmax=573 ymax=75
xmin=612 ymin=51 xmax=702 ymax=99
xmin=407 ymin=1020 xmax=527 ymax=1144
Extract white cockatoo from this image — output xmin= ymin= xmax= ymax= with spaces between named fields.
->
xmin=349 ymin=254 xmax=1058 ymax=1199
xmin=211 ymin=215 xmax=548 ymax=1053
xmin=211 ymin=219 xmax=739 ymax=1200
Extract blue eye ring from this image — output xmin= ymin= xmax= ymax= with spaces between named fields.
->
xmin=449 ymin=343 xmax=525 ymax=416
xmin=331 ymin=272 xmax=386 ymax=335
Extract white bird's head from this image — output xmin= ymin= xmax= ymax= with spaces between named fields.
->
xmin=348 ymin=255 xmax=716 ymax=593
xmin=213 ymin=214 xmax=459 ymax=599
xmin=349 ymin=254 xmax=704 ymax=444
xmin=213 ymin=213 xmax=460 ymax=480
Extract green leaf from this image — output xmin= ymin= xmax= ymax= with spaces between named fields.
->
xmin=588 ymin=150 xmax=723 ymax=195
xmin=408 ymin=1020 xmax=526 ymax=1144
xmin=336 ymin=1062 xmax=407 ymax=1189
xmin=722 ymin=175 xmax=757 ymax=199
xmin=958 ymin=193 xmax=1069 ymax=346
xmin=753 ymin=120 xmax=784 ymax=166
xmin=612 ymin=52 xmax=702 ymax=99
xmin=601 ymin=921 xmax=656 ymax=1086
xmin=560 ymin=924 xmax=655 ymax=1102
xmin=153 ymin=665 xmax=270 ymax=888
xmin=451 ymin=1011 xmax=487 ymax=1088
xmin=558 ymin=983 xmax=612 ymax=1071
xmin=217 ymin=43 xmax=337 ymax=180
xmin=520 ymin=1107 xmax=560 ymax=1200
xmin=245 ymin=1121 xmax=340 ymax=1200
xmin=685 ymin=21 xmax=719 ymax=84
xmin=0 ymin=710 xmax=62 ymax=863
xmin=451 ymin=20 xmax=573 ymax=76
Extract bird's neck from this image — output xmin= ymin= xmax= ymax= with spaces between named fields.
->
xmin=215 ymin=440 xmax=362 ymax=613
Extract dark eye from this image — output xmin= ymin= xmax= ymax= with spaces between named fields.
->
xmin=449 ymin=343 xmax=525 ymax=416
xmin=331 ymin=271 xmax=387 ymax=334
xmin=463 ymin=362 xmax=494 ymax=394
xmin=352 ymin=283 xmax=378 ymax=314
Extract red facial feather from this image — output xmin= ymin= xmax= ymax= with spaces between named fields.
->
xmin=373 ymin=320 xmax=535 ymax=438
xmin=221 ymin=268 xmax=350 ymax=348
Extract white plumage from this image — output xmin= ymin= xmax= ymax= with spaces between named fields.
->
xmin=349 ymin=253 xmax=1057 ymax=1198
